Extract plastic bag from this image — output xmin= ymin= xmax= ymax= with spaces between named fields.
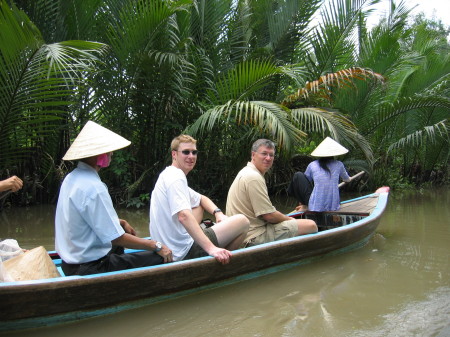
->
xmin=0 ymin=239 xmax=25 ymax=282
xmin=0 ymin=239 xmax=24 ymax=262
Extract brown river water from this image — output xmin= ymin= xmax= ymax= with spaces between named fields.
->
xmin=1 ymin=188 xmax=449 ymax=337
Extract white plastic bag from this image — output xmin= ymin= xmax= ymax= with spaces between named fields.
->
xmin=0 ymin=239 xmax=24 ymax=262
xmin=0 ymin=239 xmax=25 ymax=282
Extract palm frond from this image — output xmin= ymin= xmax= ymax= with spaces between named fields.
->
xmin=387 ymin=119 xmax=449 ymax=152
xmin=422 ymin=73 xmax=450 ymax=96
xmin=188 ymin=100 xmax=305 ymax=151
xmin=211 ymin=58 xmax=285 ymax=103
xmin=342 ymin=158 xmax=372 ymax=177
xmin=365 ymin=95 xmax=450 ymax=135
xmin=290 ymin=106 xmax=374 ymax=162
xmin=282 ymin=67 xmax=385 ymax=107
xmin=12 ymin=0 xmax=63 ymax=41
xmin=305 ymin=0 xmax=378 ymax=76
xmin=106 ymin=0 xmax=176 ymax=64
xmin=0 ymin=2 xmax=107 ymax=166
xmin=190 ymin=0 xmax=234 ymax=48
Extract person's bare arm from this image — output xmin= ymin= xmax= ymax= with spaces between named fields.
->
xmin=112 ymin=233 xmax=173 ymax=263
xmin=178 ymin=209 xmax=231 ymax=264
xmin=261 ymin=210 xmax=294 ymax=224
xmin=0 ymin=176 xmax=23 ymax=193
xmin=119 ymin=219 xmax=137 ymax=236
xmin=199 ymin=195 xmax=227 ymax=223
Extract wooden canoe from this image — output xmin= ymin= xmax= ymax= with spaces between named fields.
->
xmin=0 ymin=187 xmax=390 ymax=332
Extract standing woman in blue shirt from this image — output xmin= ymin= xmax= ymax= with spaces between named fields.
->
xmin=287 ymin=137 xmax=351 ymax=212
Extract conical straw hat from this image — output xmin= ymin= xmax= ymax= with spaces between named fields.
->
xmin=63 ymin=121 xmax=131 ymax=160
xmin=3 ymin=246 xmax=60 ymax=281
xmin=310 ymin=137 xmax=348 ymax=157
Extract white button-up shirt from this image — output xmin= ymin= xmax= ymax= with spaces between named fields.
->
xmin=55 ymin=161 xmax=124 ymax=264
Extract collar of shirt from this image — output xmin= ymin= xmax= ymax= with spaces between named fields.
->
xmin=77 ymin=161 xmax=100 ymax=177
xmin=246 ymin=162 xmax=264 ymax=177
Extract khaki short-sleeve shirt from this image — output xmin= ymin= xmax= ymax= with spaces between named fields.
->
xmin=226 ymin=162 xmax=276 ymax=241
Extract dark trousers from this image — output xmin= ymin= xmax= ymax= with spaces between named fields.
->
xmin=61 ymin=246 xmax=163 ymax=276
xmin=287 ymin=172 xmax=313 ymax=205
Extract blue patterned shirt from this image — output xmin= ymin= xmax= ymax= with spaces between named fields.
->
xmin=305 ymin=160 xmax=350 ymax=211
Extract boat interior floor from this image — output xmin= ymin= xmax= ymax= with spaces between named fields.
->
xmin=295 ymin=195 xmax=379 ymax=230
xmin=296 ymin=212 xmax=367 ymax=231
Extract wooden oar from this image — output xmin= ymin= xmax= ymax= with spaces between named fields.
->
xmin=338 ymin=171 xmax=365 ymax=188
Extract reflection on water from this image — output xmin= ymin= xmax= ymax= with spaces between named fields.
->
xmin=0 ymin=206 xmax=151 ymax=251
xmin=0 ymin=205 xmax=56 ymax=250
xmin=1 ymin=188 xmax=450 ymax=337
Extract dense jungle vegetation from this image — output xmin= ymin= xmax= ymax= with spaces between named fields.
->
xmin=0 ymin=0 xmax=449 ymax=209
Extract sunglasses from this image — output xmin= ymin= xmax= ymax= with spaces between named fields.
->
xmin=178 ymin=150 xmax=198 ymax=156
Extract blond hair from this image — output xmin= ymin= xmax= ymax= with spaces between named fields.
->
xmin=171 ymin=134 xmax=197 ymax=151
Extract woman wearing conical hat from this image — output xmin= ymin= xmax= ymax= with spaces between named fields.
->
xmin=55 ymin=121 xmax=173 ymax=276
xmin=287 ymin=137 xmax=351 ymax=212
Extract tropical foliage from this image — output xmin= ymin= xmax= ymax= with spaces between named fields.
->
xmin=0 ymin=0 xmax=448 ymax=207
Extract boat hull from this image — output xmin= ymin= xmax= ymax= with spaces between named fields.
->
xmin=0 ymin=191 xmax=389 ymax=332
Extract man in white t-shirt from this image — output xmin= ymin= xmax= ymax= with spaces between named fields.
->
xmin=149 ymin=135 xmax=249 ymax=265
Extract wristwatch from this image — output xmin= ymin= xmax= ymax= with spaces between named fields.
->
xmin=154 ymin=241 xmax=162 ymax=252
xmin=213 ymin=208 xmax=222 ymax=215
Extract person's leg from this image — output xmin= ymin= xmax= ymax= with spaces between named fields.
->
xmin=211 ymin=214 xmax=249 ymax=250
xmin=183 ymin=227 xmax=218 ymax=260
xmin=296 ymin=218 xmax=318 ymax=235
xmin=287 ymin=172 xmax=313 ymax=206
xmin=62 ymin=249 xmax=163 ymax=276
xmin=105 ymin=251 xmax=164 ymax=272
xmin=268 ymin=219 xmax=317 ymax=244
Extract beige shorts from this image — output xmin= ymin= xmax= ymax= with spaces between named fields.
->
xmin=250 ymin=219 xmax=298 ymax=246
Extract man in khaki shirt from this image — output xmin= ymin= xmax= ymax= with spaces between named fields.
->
xmin=226 ymin=139 xmax=317 ymax=246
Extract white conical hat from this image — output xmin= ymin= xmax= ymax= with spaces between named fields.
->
xmin=63 ymin=121 xmax=131 ymax=160
xmin=310 ymin=137 xmax=348 ymax=157
xmin=3 ymin=246 xmax=60 ymax=281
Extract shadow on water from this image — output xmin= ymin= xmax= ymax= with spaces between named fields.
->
xmin=2 ymin=188 xmax=450 ymax=337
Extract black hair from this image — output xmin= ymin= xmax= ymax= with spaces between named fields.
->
xmin=318 ymin=157 xmax=333 ymax=175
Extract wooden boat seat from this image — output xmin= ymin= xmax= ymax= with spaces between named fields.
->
xmin=294 ymin=195 xmax=380 ymax=230
xmin=333 ymin=195 xmax=379 ymax=215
